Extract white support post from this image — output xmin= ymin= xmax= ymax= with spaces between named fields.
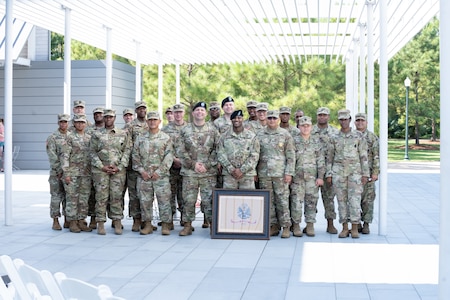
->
xmin=175 ymin=61 xmax=180 ymax=104
xmin=359 ymin=23 xmax=366 ymax=114
xmin=63 ymin=6 xmax=71 ymax=114
xmin=158 ymin=52 xmax=163 ymax=119
xmin=366 ymin=0 xmax=375 ymax=132
xmin=105 ymin=26 xmax=112 ymax=109
xmin=134 ymin=40 xmax=141 ymax=102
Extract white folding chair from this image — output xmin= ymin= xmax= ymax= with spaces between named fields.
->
xmin=0 ymin=255 xmax=32 ymax=300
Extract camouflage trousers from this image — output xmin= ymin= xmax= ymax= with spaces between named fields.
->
xmin=169 ymin=167 xmax=183 ymax=215
xmin=259 ymin=177 xmax=291 ymax=228
xmin=137 ymin=176 xmax=172 ymax=223
xmin=63 ymin=176 xmax=91 ymax=221
xmin=182 ymin=176 xmax=216 ymax=223
xmin=125 ymin=170 xmax=140 ymax=218
xmin=223 ymin=176 xmax=255 ymax=189
xmin=361 ymin=181 xmax=376 ymax=223
xmin=92 ymin=170 xmax=126 ymax=222
xmin=320 ymin=176 xmax=336 ymax=220
xmin=48 ymin=175 xmax=66 ymax=218
xmin=332 ymin=173 xmax=363 ymax=224
xmin=88 ymin=183 xmax=96 ymax=217
xmin=290 ymin=174 xmax=320 ymax=223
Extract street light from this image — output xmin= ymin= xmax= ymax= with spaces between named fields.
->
xmin=404 ymin=77 xmax=411 ymax=160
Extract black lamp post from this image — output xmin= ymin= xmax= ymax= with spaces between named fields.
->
xmin=404 ymin=77 xmax=411 ymax=160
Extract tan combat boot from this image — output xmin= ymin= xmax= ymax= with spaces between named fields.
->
xmin=63 ymin=216 xmax=70 ymax=229
xmin=326 ymin=218 xmax=338 ymax=234
xmin=52 ymin=218 xmax=62 ymax=230
xmin=281 ymin=226 xmax=291 ymax=238
xmin=69 ymin=220 xmax=81 ymax=233
xmin=351 ymin=224 xmax=360 ymax=238
xmin=362 ymin=222 xmax=370 ymax=234
xmin=140 ymin=221 xmax=154 ymax=235
xmin=338 ymin=223 xmax=349 ymax=238
xmin=179 ymin=221 xmax=193 ymax=236
xmin=113 ymin=220 xmax=123 ymax=235
xmin=132 ymin=217 xmax=141 ymax=232
xmin=292 ymin=223 xmax=303 ymax=237
xmin=305 ymin=222 xmax=315 ymax=237
xmin=161 ymin=222 xmax=171 ymax=235
xmin=97 ymin=221 xmax=106 ymax=235
xmin=270 ymin=224 xmax=280 ymax=237
xmin=78 ymin=220 xmax=92 ymax=232
xmin=89 ymin=216 xmax=97 ymax=229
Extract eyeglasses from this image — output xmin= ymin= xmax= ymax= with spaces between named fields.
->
xmin=267 ymin=117 xmax=278 ymax=120
xmin=355 ymin=119 xmax=366 ymax=122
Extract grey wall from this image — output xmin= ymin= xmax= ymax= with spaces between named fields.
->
xmin=0 ymin=60 xmax=136 ymax=170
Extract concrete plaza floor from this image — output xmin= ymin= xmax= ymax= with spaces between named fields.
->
xmin=0 ymin=162 xmax=440 ymax=299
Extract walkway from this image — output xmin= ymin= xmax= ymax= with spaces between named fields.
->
xmin=0 ymin=162 xmax=440 ymax=299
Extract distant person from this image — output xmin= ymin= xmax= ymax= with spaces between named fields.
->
xmin=245 ymin=100 xmax=258 ymax=123
xmin=123 ymin=108 xmax=135 ymax=124
xmin=279 ymin=106 xmax=300 ymax=137
xmin=165 ymin=106 xmax=174 ymax=124
xmin=208 ymin=101 xmax=221 ymax=123
xmin=294 ymin=109 xmax=304 ymax=126
xmin=214 ymin=96 xmax=235 ymax=134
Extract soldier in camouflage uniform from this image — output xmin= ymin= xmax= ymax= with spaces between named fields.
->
xmin=177 ymin=101 xmax=220 ymax=236
xmin=61 ymin=114 xmax=92 ymax=233
xmin=208 ymin=101 xmax=221 ymax=123
xmin=217 ymin=110 xmax=260 ymax=189
xmin=46 ymin=114 xmax=71 ymax=230
xmin=355 ymin=112 xmax=380 ymax=234
xmin=257 ymin=110 xmax=295 ymax=238
xmin=249 ymin=102 xmax=268 ymax=132
xmin=133 ymin=111 xmax=174 ymax=235
xmin=90 ymin=109 xmax=131 ymax=235
xmin=294 ymin=109 xmax=304 ymax=126
xmin=291 ymin=116 xmax=325 ymax=237
xmin=326 ymin=109 xmax=369 ymax=239
xmin=70 ymin=100 xmax=92 ymax=131
xmin=244 ymin=100 xmax=258 ymax=124
xmin=311 ymin=107 xmax=340 ymax=234
xmin=165 ymin=106 xmax=174 ymax=124
xmin=123 ymin=101 xmax=149 ymax=232
xmin=162 ymin=103 xmax=188 ymax=228
xmin=123 ymin=108 xmax=134 ymax=125
xmin=279 ymin=106 xmax=300 ymax=138
xmin=213 ymin=96 xmax=234 ymax=134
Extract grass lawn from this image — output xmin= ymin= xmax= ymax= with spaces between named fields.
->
xmin=388 ymin=139 xmax=440 ymax=162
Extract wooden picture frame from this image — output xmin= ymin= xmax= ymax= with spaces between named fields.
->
xmin=211 ymin=189 xmax=270 ymax=240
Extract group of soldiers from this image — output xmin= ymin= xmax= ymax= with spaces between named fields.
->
xmin=46 ymin=96 xmax=379 ymax=239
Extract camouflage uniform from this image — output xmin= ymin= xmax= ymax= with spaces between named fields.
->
xmin=257 ymin=126 xmax=295 ymax=228
xmin=291 ymin=134 xmax=325 ymax=224
xmin=61 ymin=130 xmax=92 ymax=222
xmin=178 ymin=121 xmax=219 ymax=223
xmin=311 ymin=124 xmax=339 ymax=220
xmin=132 ymin=130 xmax=173 ymax=224
xmin=161 ymin=120 xmax=188 ymax=216
xmin=213 ymin=115 xmax=232 ymax=134
xmin=217 ymin=126 xmax=260 ymax=189
xmin=327 ymin=129 xmax=369 ymax=224
xmin=90 ymin=125 xmax=131 ymax=223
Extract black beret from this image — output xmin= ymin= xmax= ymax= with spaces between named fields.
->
xmin=230 ymin=110 xmax=243 ymax=120
xmin=193 ymin=102 xmax=207 ymax=111
xmin=221 ymin=96 xmax=234 ymax=107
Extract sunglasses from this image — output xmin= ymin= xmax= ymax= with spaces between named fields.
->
xmin=267 ymin=117 xmax=278 ymax=120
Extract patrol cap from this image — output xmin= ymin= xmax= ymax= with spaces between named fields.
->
xmin=256 ymin=102 xmax=269 ymax=111
xmin=123 ymin=108 xmax=134 ymax=116
xmin=230 ymin=110 xmax=243 ymax=120
xmin=267 ymin=110 xmax=279 ymax=119
xmin=298 ymin=116 xmax=312 ymax=126
xmin=93 ymin=107 xmax=104 ymax=114
xmin=73 ymin=114 xmax=87 ymax=123
xmin=221 ymin=96 xmax=234 ymax=107
xmin=209 ymin=101 xmax=220 ymax=110
xmin=134 ymin=101 xmax=147 ymax=109
xmin=73 ymin=100 xmax=85 ymax=108
xmin=173 ymin=103 xmax=185 ymax=112
xmin=317 ymin=107 xmax=330 ymax=115
xmin=279 ymin=106 xmax=291 ymax=114
xmin=58 ymin=114 xmax=70 ymax=122
xmin=338 ymin=109 xmax=351 ymax=120
xmin=146 ymin=111 xmax=160 ymax=120
xmin=165 ymin=106 xmax=173 ymax=114
xmin=193 ymin=101 xmax=207 ymax=111
xmin=355 ymin=112 xmax=367 ymax=121
xmin=103 ymin=109 xmax=116 ymax=117
xmin=246 ymin=100 xmax=258 ymax=108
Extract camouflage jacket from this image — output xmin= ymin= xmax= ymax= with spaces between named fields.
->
xmin=213 ymin=115 xmax=231 ymax=134
xmin=281 ymin=124 xmax=300 ymax=138
xmin=162 ymin=121 xmax=188 ymax=154
xmin=46 ymin=129 xmax=70 ymax=176
xmin=360 ymin=129 xmax=380 ymax=176
xmin=256 ymin=127 xmax=295 ymax=178
xmin=293 ymin=134 xmax=325 ymax=178
xmin=124 ymin=118 xmax=148 ymax=142
xmin=61 ymin=131 xmax=92 ymax=176
xmin=311 ymin=124 xmax=339 ymax=163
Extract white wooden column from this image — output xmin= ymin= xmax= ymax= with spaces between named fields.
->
xmin=158 ymin=52 xmax=163 ymax=118
xmin=105 ymin=26 xmax=112 ymax=108
xmin=359 ymin=23 xmax=366 ymax=114
xmin=366 ymin=0 xmax=375 ymax=132
xmin=63 ymin=5 xmax=71 ymax=114
xmin=134 ymin=40 xmax=141 ymax=102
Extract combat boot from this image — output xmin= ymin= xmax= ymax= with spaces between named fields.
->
xmin=69 ymin=220 xmax=81 ymax=233
xmin=113 ymin=220 xmax=123 ymax=235
xmin=161 ymin=222 xmax=171 ymax=235
xmin=202 ymin=214 xmax=209 ymax=228
xmin=269 ymin=224 xmax=280 ymax=237
xmin=78 ymin=220 xmax=92 ymax=232
xmin=179 ymin=222 xmax=193 ymax=236
xmin=362 ymin=222 xmax=370 ymax=234
xmin=358 ymin=222 xmax=363 ymax=233
xmin=52 ymin=218 xmax=62 ymax=230
xmin=305 ymin=222 xmax=315 ymax=237
xmin=351 ymin=223 xmax=360 ymax=238
xmin=326 ymin=218 xmax=338 ymax=234
xmin=63 ymin=216 xmax=70 ymax=228
xmin=338 ymin=223 xmax=349 ymax=238
xmin=281 ymin=226 xmax=291 ymax=238
xmin=169 ymin=221 xmax=174 ymax=230
xmin=97 ymin=221 xmax=106 ymax=235
xmin=140 ymin=221 xmax=154 ymax=235
xmin=132 ymin=217 xmax=141 ymax=232
xmin=292 ymin=223 xmax=303 ymax=237
xmin=89 ymin=216 xmax=97 ymax=229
